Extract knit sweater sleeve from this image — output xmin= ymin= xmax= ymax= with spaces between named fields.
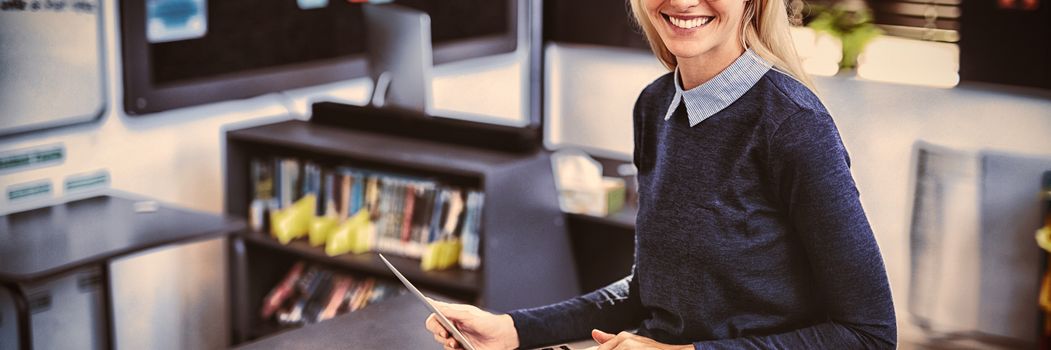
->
xmin=694 ymin=108 xmax=896 ymax=349
xmin=507 ymin=272 xmax=647 ymax=349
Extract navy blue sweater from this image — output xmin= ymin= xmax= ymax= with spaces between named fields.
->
xmin=509 ymin=70 xmax=896 ymax=349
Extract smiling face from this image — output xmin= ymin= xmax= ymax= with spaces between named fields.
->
xmin=642 ymin=0 xmax=749 ymax=65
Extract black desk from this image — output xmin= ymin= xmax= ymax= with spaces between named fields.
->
xmin=234 ymin=293 xmax=437 ymax=349
xmin=234 ymin=293 xmax=599 ymax=350
xmin=0 ymin=194 xmax=244 ymax=350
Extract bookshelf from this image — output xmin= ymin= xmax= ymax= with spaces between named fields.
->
xmin=559 ymin=154 xmax=638 ymax=292
xmin=224 ymin=119 xmax=580 ymax=344
xmin=566 ymin=205 xmax=636 ymax=293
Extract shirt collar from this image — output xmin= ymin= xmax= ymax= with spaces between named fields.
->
xmin=664 ymin=49 xmax=772 ymax=127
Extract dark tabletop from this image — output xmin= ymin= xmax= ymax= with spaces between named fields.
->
xmin=235 ymin=293 xmax=439 ymax=350
xmin=0 ymin=195 xmax=244 ymax=282
xmin=234 ymin=293 xmax=600 ymax=350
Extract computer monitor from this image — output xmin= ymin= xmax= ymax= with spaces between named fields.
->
xmin=120 ymin=0 xmax=520 ymax=115
xmin=363 ymin=4 xmax=432 ymax=114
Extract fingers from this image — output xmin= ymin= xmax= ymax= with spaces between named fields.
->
xmin=443 ymin=337 xmax=462 ymax=350
xmin=427 ymin=313 xmax=458 ymax=350
xmin=425 ymin=314 xmax=449 ymax=338
xmin=595 ymin=331 xmax=632 ymax=350
xmin=592 ymin=329 xmax=615 ymax=344
xmin=432 ymin=301 xmax=477 ymax=321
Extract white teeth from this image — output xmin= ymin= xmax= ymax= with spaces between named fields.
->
xmin=668 ymin=16 xmax=712 ymax=29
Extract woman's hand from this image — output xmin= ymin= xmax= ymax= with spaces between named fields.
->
xmin=424 ymin=299 xmax=519 ymax=350
xmin=587 ymin=329 xmax=692 ymax=350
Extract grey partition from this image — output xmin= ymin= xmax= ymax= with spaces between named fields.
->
xmin=978 ymin=151 xmax=1051 ymax=342
xmin=0 ymin=0 xmax=107 ymax=136
xmin=908 ymin=142 xmax=1051 ymax=347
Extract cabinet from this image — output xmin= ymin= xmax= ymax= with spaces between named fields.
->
xmin=223 ymin=119 xmax=580 ymax=343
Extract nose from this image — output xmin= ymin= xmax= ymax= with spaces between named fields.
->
xmin=668 ymin=0 xmax=702 ymax=9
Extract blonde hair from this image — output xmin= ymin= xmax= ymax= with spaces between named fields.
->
xmin=628 ymin=0 xmax=816 ymax=92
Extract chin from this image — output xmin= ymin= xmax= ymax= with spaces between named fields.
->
xmin=665 ymin=44 xmax=711 ymax=61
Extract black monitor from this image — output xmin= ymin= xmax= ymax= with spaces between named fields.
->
xmin=120 ymin=0 xmax=519 ymax=115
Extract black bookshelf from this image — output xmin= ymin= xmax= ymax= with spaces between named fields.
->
xmin=559 ymin=153 xmax=639 ymax=293
xmin=566 ymin=205 xmax=636 ymax=293
xmin=224 ymin=119 xmax=580 ymax=344
xmin=241 ymin=232 xmax=480 ymax=294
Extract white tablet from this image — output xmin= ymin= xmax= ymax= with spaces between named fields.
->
xmin=379 ymin=254 xmax=477 ymax=350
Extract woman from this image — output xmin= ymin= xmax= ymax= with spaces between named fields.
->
xmin=426 ymin=0 xmax=897 ymax=348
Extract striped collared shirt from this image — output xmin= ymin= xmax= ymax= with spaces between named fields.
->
xmin=664 ymin=49 xmax=773 ymax=127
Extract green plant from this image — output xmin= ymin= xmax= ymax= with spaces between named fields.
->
xmin=807 ymin=5 xmax=882 ymax=69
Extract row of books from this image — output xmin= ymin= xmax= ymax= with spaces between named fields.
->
xmin=260 ymin=262 xmax=406 ymax=327
xmin=248 ymin=157 xmax=484 ymax=270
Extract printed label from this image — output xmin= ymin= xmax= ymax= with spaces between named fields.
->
xmin=0 ymin=144 xmax=65 ymax=173
xmin=7 ymin=180 xmax=52 ymax=201
xmin=64 ymin=169 xmax=110 ymax=192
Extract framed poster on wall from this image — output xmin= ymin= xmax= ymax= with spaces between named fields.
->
xmin=0 ymin=0 xmax=107 ymax=137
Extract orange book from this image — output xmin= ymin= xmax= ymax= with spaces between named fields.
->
xmin=351 ymin=278 xmax=376 ymax=312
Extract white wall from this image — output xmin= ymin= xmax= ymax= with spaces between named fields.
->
xmin=545 ymin=43 xmax=667 ymax=157
xmin=0 ymin=1 xmax=526 ymax=348
xmin=547 ymin=43 xmax=1051 ymax=346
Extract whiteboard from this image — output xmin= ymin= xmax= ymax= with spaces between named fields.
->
xmin=0 ymin=0 xmax=106 ymax=137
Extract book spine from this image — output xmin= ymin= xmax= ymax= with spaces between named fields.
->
xmin=443 ymin=189 xmax=465 ymax=239
xmin=460 ymin=192 xmax=485 ymax=270
xmin=401 ymin=182 xmax=417 ymax=254
xmin=351 ymin=278 xmax=376 ymax=311
xmin=274 ymin=158 xmax=284 ymax=208
xmin=393 ymin=180 xmax=406 ymax=254
xmin=261 ymin=262 xmax=305 ymax=319
xmin=288 ymin=159 xmax=302 ymax=205
xmin=409 ymin=183 xmax=429 ymax=256
xmin=375 ymin=177 xmax=390 ymax=253
xmin=318 ymin=277 xmax=352 ymax=322
xmin=302 ymin=270 xmax=333 ymax=324
xmin=340 ymin=173 xmax=351 ymax=220
xmin=349 ymin=171 xmax=361 ymax=215
xmin=279 ymin=158 xmax=300 ymax=208
xmin=390 ymin=179 xmax=404 ymax=253
xmin=262 ymin=263 xmax=408 ymax=328
xmin=366 ymin=175 xmax=380 ymax=214
xmin=323 ymin=170 xmax=336 ymax=217
xmin=428 ymin=189 xmax=447 ymax=244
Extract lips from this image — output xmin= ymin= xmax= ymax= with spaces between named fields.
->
xmin=662 ymin=13 xmax=714 ymax=30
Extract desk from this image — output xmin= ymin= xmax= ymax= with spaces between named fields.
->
xmin=0 ymin=194 xmax=244 ymax=350
xmin=235 ymin=293 xmax=433 ymax=349
xmin=236 ymin=293 xmax=597 ymax=350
